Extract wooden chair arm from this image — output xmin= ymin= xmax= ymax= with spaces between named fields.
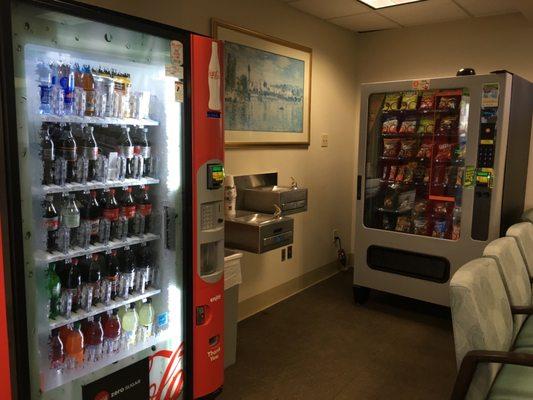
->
xmin=511 ymin=306 xmax=533 ymax=315
xmin=451 ymin=350 xmax=533 ymax=400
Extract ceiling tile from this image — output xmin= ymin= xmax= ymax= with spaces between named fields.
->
xmin=329 ymin=11 xmax=401 ymax=31
xmin=379 ymin=0 xmax=468 ymax=26
xmin=454 ymin=0 xmax=519 ymax=17
xmin=291 ymin=0 xmax=368 ymax=19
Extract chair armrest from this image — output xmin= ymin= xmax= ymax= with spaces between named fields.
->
xmin=511 ymin=306 xmax=533 ymax=315
xmin=451 ymin=350 xmax=533 ymax=400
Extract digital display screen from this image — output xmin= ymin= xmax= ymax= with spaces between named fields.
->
xmin=207 ymin=164 xmax=224 ymax=189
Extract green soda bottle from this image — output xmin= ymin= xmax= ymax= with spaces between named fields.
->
xmin=47 ymin=263 xmax=61 ymax=319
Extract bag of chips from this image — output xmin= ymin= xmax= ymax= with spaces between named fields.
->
xmin=383 ymin=214 xmax=395 ymax=230
xmin=453 ymin=142 xmax=466 ymax=161
xmin=413 ymin=199 xmax=428 ymax=215
xmin=417 ymin=116 xmax=435 ymax=135
xmin=402 ymin=162 xmax=416 ymax=184
xmin=395 ymin=166 xmax=405 ymax=183
xmin=419 ymin=91 xmax=435 ymax=110
xmin=432 ymin=219 xmax=449 ymax=239
xmin=413 ymin=165 xmax=427 ymax=183
xmin=383 ymin=190 xmax=397 ymax=210
xmin=382 ymin=117 xmax=399 ymax=134
xmin=399 ymin=117 xmax=418 ymax=134
xmin=433 ymin=202 xmax=448 ymax=216
xmin=416 ymin=142 xmax=433 ymax=159
xmin=443 ymin=166 xmax=457 ymax=187
xmin=388 ymin=165 xmax=398 ymax=181
xmin=455 ymin=166 xmax=465 ymax=186
xmin=435 ymin=143 xmax=453 ymax=162
xmin=413 ymin=218 xmax=429 ymax=235
xmin=383 ymin=138 xmax=400 ymax=158
xmin=395 ymin=216 xmax=412 ymax=232
xmin=438 ymin=115 xmax=458 ymax=134
xmin=400 ymin=91 xmax=419 ymax=111
xmin=399 ymin=139 xmax=418 ymax=159
xmin=383 ymin=92 xmax=401 ymax=112
xmin=437 ymin=96 xmax=460 ymax=111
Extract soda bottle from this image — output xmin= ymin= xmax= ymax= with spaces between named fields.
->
xmin=134 ymin=127 xmax=151 ymax=176
xmin=208 ymin=41 xmax=221 ymax=111
xmin=117 ymin=127 xmax=134 ymax=178
xmin=103 ymin=308 xmax=121 ymax=354
xmin=103 ymin=249 xmax=119 ymax=304
xmin=36 ymin=61 xmax=52 ymax=114
xmin=135 ymin=243 xmax=151 ymax=293
xmin=41 ymin=125 xmax=55 ymax=185
xmin=73 ymin=64 xmax=86 ymax=117
xmin=121 ymin=303 xmax=138 ymax=348
xmin=102 ymin=189 xmax=119 ymax=239
xmin=65 ymin=321 xmax=84 ymax=369
xmin=83 ymin=315 xmax=103 ymax=362
xmin=58 ymin=63 xmax=75 ymax=115
xmin=138 ymin=298 xmax=154 ymax=341
xmin=43 ymin=195 xmax=59 ymax=252
xmin=121 ymin=187 xmax=136 ymax=236
xmin=57 ymin=124 xmax=77 ymax=183
xmin=82 ymin=65 xmax=96 ymax=116
xmin=80 ymin=126 xmax=98 ymax=181
xmin=59 ymin=258 xmax=81 ymax=317
xmin=119 ymin=246 xmax=136 ymax=299
xmin=50 ymin=62 xmax=64 ymax=116
xmin=47 ymin=263 xmax=61 ymax=319
xmin=49 ymin=329 xmax=64 ymax=370
xmin=89 ymin=253 xmax=102 ymax=305
xmin=61 ymin=193 xmax=80 ymax=229
xmin=136 ymin=186 xmax=152 ymax=234
xmin=86 ymin=191 xmax=101 ymax=244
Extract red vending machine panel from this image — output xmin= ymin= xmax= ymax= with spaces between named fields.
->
xmin=191 ymin=34 xmax=225 ymax=399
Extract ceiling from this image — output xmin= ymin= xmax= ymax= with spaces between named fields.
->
xmin=282 ymin=0 xmax=533 ymax=32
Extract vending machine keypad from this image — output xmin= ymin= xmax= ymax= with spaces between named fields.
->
xmin=201 ymin=201 xmax=223 ymax=231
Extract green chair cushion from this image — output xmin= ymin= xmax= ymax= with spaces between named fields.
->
xmin=488 ymin=361 xmax=533 ymax=399
xmin=514 ymin=316 xmax=533 ymax=349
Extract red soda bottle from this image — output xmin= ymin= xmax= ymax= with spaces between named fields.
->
xmin=82 ymin=315 xmax=104 ymax=362
xmin=121 ymin=187 xmax=136 ymax=236
xmin=102 ymin=189 xmax=120 ymax=239
xmin=49 ymin=329 xmax=64 ymax=370
xmin=103 ymin=308 xmax=122 ymax=354
xmin=136 ymin=186 xmax=152 ymax=234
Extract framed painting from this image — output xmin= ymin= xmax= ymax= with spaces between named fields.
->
xmin=212 ymin=19 xmax=312 ymax=147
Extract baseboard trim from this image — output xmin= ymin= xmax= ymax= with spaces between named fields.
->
xmin=237 ymin=261 xmax=340 ymax=321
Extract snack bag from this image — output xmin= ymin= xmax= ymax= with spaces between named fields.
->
xmin=416 ymin=142 xmax=433 ymax=159
xmin=383 ymin=191 xmax=397 ymax=210
xmin=395 ymin=166 xmax=405 ymax=183
xmin=433 ymin=202 xmax=448 ymax=216
xmin=455 ymin=166 xmax=465 ymax=186
xmin=419 ymin=91 xmax=436 ymax=110
xmin=413 ymin=199 xmax=428 ymax=216
xmin=388 ymin=165 xmax=398 ymax=181
xmin=400 ymin=91 xmax=419 ymax=111
xmin=383 ymin=93 xmax=401 ymax=111
xmin=413 ymin=165 xmax=427 ymax=183
xmin=453 ymin=142 xmax=466 ymax=161
xmin=438 ymin=96 xmax=460 ymax=111
xmin=383 ymin=214 xmax=395 ymax=230
xmin=382 ymin=117 xmax=399 ymax=134
xmin=438 ymin=115 xmax=458 ymax=135
xmin=383 ymin=138 xmax=400 ymax=158
xmin=398 ymin=190 xmax=416 ymax=210
xmin=382 ymin=165 xmax=390 ymax=181
xmin=399 ymin=117 xmax=418 ymax=134
xmin=403 ymin=162 xmax=416 ymax=184
xmin=413 ymin=218 xmax=429 ymax=235
xmin=417 ymin=116 xmax=435 ymax=135
xmin=432 ymin=219 xmax=449 ymax=239
xmin=443 ymin=166 xmax=457 ymax=187
xmin=435 ymin=143 xmax=453 ymax=162
xmin=398 ymin=139 xmax=418 ymax=159
xmin=395 ymin=216 xmax=412 ymax=232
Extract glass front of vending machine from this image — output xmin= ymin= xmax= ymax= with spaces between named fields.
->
xmin=4 ymin=1 xmax=190 ymax=398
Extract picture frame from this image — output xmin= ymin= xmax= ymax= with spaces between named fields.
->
xmin=212 ymin=19 xmax=312 ymax=147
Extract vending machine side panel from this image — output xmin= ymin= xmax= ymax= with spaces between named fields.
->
xmin=0 ymin=221 xmax=13 ymax=400
xmin=191 ymin=33 xmax=225 ymax=399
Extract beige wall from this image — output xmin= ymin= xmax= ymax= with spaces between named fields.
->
xmin=352 ymin=13 xmax=533 ymax=241
xmin=78 ymin=0 xmax=360 ymax=304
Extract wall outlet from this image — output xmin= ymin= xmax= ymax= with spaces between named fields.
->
xmin=287 ymin=245 xmax=293 ymax=259
xmin=332 ymin=229 xmax=340 ymax=243
xmin=281 ymin=248 xmax=286 ymax=261
xmin=321 ymin=133 xmax=329 ymax=147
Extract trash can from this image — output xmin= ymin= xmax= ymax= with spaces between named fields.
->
xmin=224 ymin=249 xmax=243 ymax=368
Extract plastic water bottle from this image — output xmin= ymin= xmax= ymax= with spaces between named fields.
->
xmin=36 ymin=61 xmax=52 ymax=114
xmin=59 ymin=63 xmax=75 ymax=115
xmin=50 ymin=62 xmax=64 ymax=116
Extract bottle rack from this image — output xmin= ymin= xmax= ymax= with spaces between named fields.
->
xmin=35 ymin=233 xmax=160 ymax=263
xmin=40 ymin=114 xmax=159 ymax=127
xmin=49 ymin=287 xmax=161 ymax=330
xmin=40 ymin=177 xmax=159 ymax=195
xmin=43 ymin=329 xmax=170 ymax=393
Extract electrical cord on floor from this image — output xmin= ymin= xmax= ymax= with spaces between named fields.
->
xmin=334 ymin=235 xmax=349 ymax=272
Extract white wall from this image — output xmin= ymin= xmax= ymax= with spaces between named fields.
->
xmin=79 ymin=0 xmax=360 ymax=303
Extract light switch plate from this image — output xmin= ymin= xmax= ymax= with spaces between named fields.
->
xmin=321 ymin=134 xmax=329 ymax=147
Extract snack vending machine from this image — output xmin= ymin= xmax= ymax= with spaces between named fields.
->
xmin=0 ymin=0 xmax=224 ymax=398
xmin=354 ymin=73 xmax=533 ymax=306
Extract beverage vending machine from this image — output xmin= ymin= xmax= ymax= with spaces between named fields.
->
xmin=354 ymin=73 xmax=533 ymax=306
xmin=0 ymin=0 xmax=225 ymax=399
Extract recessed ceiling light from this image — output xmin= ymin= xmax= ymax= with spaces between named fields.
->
xmin=357 ymin=0 xmax=426 ymax=10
